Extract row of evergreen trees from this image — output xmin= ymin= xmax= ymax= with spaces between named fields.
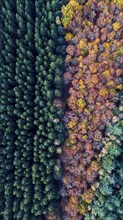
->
xmin=0 ymin=1 xmax=17 ymax=219
xmin=33 ymin=1 xmax=66 ymax=218
xmin=0 ymin=0 xmax=66 ymax=219
xmin=13 ymin=1 xmax=36 ymax=219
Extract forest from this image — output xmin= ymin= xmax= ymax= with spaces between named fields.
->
xmin=0 ymin=0 xmax=123 ymax=220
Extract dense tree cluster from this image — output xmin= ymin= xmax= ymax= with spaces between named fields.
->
xmin=0 ymin=1 xmax=17 ymax=219
xmin=60 ymin=0 xmax=123 ymax=219
xmin=13 ymin=1 xmax=36 ymax=219
xmin=85 ymin=92 xmax=123 ymax=220
xmin=32 ymin=0 xmax=66 ymax=218
xmin=0 ymin=0 xmax=66 ymax=219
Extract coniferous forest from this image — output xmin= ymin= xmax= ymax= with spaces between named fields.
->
xmin=0 ymin=0 xmax=123 ymax=220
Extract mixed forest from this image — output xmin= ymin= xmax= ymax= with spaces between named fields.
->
xmin=0 ymin=0 xmax=123 ymax=220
